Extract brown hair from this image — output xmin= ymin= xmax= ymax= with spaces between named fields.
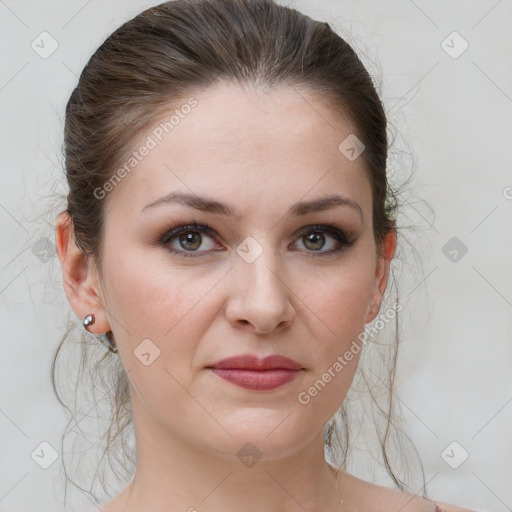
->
xmin=52 ymin=0 xmax=424 ymax=505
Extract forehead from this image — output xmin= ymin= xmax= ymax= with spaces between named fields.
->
xmin=104 ymin=82 xmax=372 ymax=222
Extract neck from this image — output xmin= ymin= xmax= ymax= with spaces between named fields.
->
xmin=116 ymin=396 xmax=346 ymax=512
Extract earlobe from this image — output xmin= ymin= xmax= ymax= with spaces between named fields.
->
xmin=55 ymin=211 xmax=111 ymax=334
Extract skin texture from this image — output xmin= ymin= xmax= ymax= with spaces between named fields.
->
xmin=55 ymin=83 xmax=463 ymax=511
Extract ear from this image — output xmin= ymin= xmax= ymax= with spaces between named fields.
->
xmin=365 ymin=227 xmax=397 ymax=324
xmin=55 ymin=210 xmax=111 ymax=335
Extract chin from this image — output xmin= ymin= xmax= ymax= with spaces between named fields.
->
xmin=199 ymin=414 xmax=316 ymax=463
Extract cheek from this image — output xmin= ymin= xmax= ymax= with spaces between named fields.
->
xmin=313 ymin=282 xmax=369 ymax=335
xmin=293 ymin=274 xmax=370 ymax=426
xmin=103 ymin=248 xmax=221 ymax=344
xmin=101 ymin=253 xmax=219 ymax=427
xmin=302 ymin=258 xmax=375 ymax=341
xmin=295 ymin=254 xmax=374 ymax=400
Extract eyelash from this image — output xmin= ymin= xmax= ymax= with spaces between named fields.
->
xmin=158 ymin=220 xmax=354 ymax=258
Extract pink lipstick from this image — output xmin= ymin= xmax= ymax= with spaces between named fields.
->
xmin=206 ymin=354 xmax=304 ymax=391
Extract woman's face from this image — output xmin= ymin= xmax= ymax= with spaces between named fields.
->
xmin=70 ymin=82 xmax=395 ymax=461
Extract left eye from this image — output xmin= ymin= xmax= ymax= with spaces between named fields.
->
xmin=160 ymin=222 xmax=350 ymax=258
xmin=294 ymin=228 xmax=346 ymax=253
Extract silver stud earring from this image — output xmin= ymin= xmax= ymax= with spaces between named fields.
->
xmin=83 ymin=313 xmax=95 ymax=328
xmin=83 ymin=313 xmax=118 ymax=353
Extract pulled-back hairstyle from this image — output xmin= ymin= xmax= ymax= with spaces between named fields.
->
xmin=52 ymin=0 xmax=423 ymax=506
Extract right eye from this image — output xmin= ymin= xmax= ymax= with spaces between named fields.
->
xmin=160 ymin=221 xmax=223 ymax=257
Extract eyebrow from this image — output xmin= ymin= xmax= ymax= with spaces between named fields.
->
xmin=141 ymin=191 xmax=363 ymax=220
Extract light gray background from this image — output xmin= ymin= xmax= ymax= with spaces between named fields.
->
xmin=1 ymin=1 xmax=511 ymax=511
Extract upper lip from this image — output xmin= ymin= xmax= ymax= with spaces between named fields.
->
xmin=206 ymin=354 xmax=303 ymax=371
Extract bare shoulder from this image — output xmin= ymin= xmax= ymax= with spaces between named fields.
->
xmin=84 ymin=505 xmax=115 ymax=512
xmin=83 ymin=481 xmax=132 ymax=512
xmin=83 ymin=495 xmax=123 ymax=512
xmin=432 ymin=500 xmax=479 ymax=512
xmin=84 ymin=504 xmax=117 ymax=512
xmin=331 ymin=466 xmax=477 ymax=512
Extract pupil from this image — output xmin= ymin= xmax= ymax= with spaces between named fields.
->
xmin=180 ymin=232 xmax=200 ymax=250
xmin=306 ymin=232 xmax=324 ymax=250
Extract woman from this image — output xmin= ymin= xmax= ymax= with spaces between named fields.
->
xmin=54 ymin=0 xmax=474 ymax=510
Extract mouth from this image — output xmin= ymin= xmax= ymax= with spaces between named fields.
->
xmin=205 ymin=354 xmax=304 ymax=391
xmin=207 ymin=368 xmax=303 ymax=390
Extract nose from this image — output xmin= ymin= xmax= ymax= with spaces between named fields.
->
xmin=224 ymin=248 xmax=296 ymax=334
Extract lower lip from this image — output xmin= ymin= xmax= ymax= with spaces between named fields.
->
xmin=208 ymin=368 xmax=302 ymax=390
